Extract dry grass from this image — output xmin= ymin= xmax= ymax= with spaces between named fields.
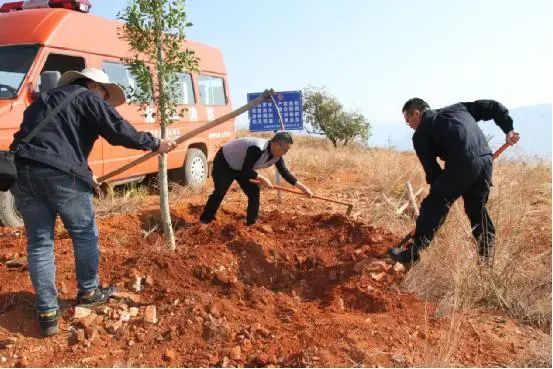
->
xmin=94 ymin=182 xmax=150 ymax=218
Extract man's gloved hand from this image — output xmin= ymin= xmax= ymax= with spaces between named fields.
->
xmin=295 ymin=181 xmax=313 ymax=197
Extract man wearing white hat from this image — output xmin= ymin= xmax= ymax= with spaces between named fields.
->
xmin=9 ymin=68 xmax=176 ymax=337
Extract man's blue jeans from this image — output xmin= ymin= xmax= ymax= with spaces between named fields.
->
xmin=12 ymin=162 xmax=99 ymax=315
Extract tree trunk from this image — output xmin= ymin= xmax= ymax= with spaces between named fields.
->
xmin=156 ymin=24 xmax=176 ymax=251
xmin=159 ymin=147 xmax=175 ymax=250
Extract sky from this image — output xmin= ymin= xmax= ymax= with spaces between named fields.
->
xmin=91 ymin=0 xmax=552 ymax=129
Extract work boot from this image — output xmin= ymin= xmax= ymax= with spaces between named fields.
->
xmin=77 ymin=286 xmax=116 ymax=307
xmin=38 ymin=310 xmax=60 ymax=337
xmin=388 ymin=246 xmax=419 ymax=265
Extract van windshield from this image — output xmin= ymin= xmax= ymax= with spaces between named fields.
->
xmin=0 ymin=45 xmax=38 ymax=99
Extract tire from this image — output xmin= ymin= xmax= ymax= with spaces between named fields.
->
xmin=0 ymin=190 xmax=24 ymax=227
xmin=183 ymin=148 xmax=208 ymax=190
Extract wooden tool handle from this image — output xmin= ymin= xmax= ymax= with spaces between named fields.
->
xmin=249 ymin=179 xmax=352 ymax=207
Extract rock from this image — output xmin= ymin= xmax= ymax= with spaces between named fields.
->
xmin=214 ymin=271 xmax=237 ymax=285
xmin=106 ymin=320 xmax=123 ymax=335
xmin=257 ymin=327 xmax=271 ymax=338
xmin=328 ymin=270 xmax=337 ymax=281
xmin=130 ymin=276 xmax=142 ymax=292
xmin=229 ymin=345 xmax=242 ymax=361
xmin=296 ymin=255 xmax=307 ymax=265
xmin=0 ymin=336 xmax=17 ymax=349
xmin=135 ymin=333 xmax=146 ymax=343
xmin=368 ymin=260 xmax=391 ymax=272
xmin=85 ymin=326 xmax=97 ymax=340
xmin=393 ymin=262 xmax=406 ymax=273
xmin=155 ymin=335 xmax=164 ymax=342
xmin=254 ymin=353 xmax=269 ymax=366
xmin=129 ymin=307 xmax=139 ymax=317
xmin=0 ymin=356 xmax=6 ymax=363
xmin=221 ymin=356 xmax=231 ymax=368
xmin=163 ymin=349 xmax=176 ymax=362
xmin=96 ymin=306 xmax=111 ymax=315
xmin=76 ymin=329 xmax=86 ymax=343
xmin=58 ymin=281 xmax=68 ymax=295
xmin=76 ymin=312 xmax=98 ymax=330
xmin=14 ymin=356 xmax=28 ymax=368
xmin=268 ymin=355 xmax=278 ymax=364
xmin=6 ymin=257 xmax=27 ymax=269
xmin=241 ymin=338 xmax=253 ymax=352
xmin=115 ymin=325 xmax=128 ymax=341
xmin=259 ymin=225 xmax=273 ymax=234
xmin=370 ymin=272 xmax=386 ymax=281
xmin=74 ymin=306 xmax=92 ymax=319
xmin=120 ymin=311 xmax=131 ymax=322
xmin=353 ymin=259 xmax=370 ymax=273
xmin=391 ymin=353 xmax=411 ymax=365
xmin=166 ymin=326 xmax=178 ymax=340
xmin=144 ymin=305 xmax=157 ymax=324
xmin=128 ymin=340 xmax=135 ymax=347
xmin=144 ymin=275 xmax=154 ymax=287
xmin=338 ymin=298 xmax=345 ymax=311
xmin=112 ymin=291 xmax=146 ymax=305
xmin=208 ymin=303 xmax=220 ymax=317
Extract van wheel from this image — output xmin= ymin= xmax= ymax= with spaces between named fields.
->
xmin=0 ymin=190 xmax=24 ymax=227
xmin=184 ymin=148 xmax=208 ymax=190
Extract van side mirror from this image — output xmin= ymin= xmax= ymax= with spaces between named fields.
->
xmin=39 ymin=71 xmax=61 ymax=93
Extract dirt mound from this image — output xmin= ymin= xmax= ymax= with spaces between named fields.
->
xmin=0 ymin=203 xmax=546 ymax=367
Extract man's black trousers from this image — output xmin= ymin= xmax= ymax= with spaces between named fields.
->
xmin=413 ymin=155 xmax=495 ymax=257
xmin=200 ymin=149 xmax=261 ymax=225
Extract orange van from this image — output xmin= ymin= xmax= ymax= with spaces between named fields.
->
xmin=0 ymin=0 xmax=235 ymax=226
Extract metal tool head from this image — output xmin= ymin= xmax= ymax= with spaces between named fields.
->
xmin=346 ymin=204 xmax=353 ymax=216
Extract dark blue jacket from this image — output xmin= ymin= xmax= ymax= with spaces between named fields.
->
xmin=413 ymin=100 xmax=514 ymax=184
xmin=10 ymin=85 xmax=160 ymax=188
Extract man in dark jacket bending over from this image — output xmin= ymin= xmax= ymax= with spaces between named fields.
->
xmin=388 ymin=98 xmax=519 ymax=265
xmin=200 ymin=132 xmax=312 ymax=225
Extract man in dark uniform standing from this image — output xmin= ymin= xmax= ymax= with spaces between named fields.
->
xmin=388 ymin=98 xmax=520 ymax=264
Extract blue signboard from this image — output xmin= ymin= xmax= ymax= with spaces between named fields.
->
xmin=247 ymin=90 xmax=303 ymax=132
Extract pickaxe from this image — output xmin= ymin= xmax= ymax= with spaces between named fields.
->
xmin=250 ymin=179 xmax=354 ymax=215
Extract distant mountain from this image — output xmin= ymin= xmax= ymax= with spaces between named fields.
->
xmin=369 ymin=104 xmax=552 ymax=159
xmin=236 ymin=103 xmax=551 ymax=159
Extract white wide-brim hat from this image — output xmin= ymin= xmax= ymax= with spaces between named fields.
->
xmin=58 ymin=68 xmax=126 ymax=107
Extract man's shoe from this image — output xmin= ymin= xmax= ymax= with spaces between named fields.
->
xmin=388 ymin=247 xmax=419 ymax=265
xmin=77 ymin=286 xmax=116 ymax=307
xmin=38 ymin=310 xmax=60 ymax=337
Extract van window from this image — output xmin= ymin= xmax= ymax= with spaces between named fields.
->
xmin=0 ymin=45 xmax=38 ymax=99
xmin=198 ymin=75 xmax=226 ymax=105
xmin=175 ymin=73 xmax=195 ymax=105
xmin=102 ymin=62 xmax=136 ymax=100
xmin=41 ymin=54 xmax=86 ymax=76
